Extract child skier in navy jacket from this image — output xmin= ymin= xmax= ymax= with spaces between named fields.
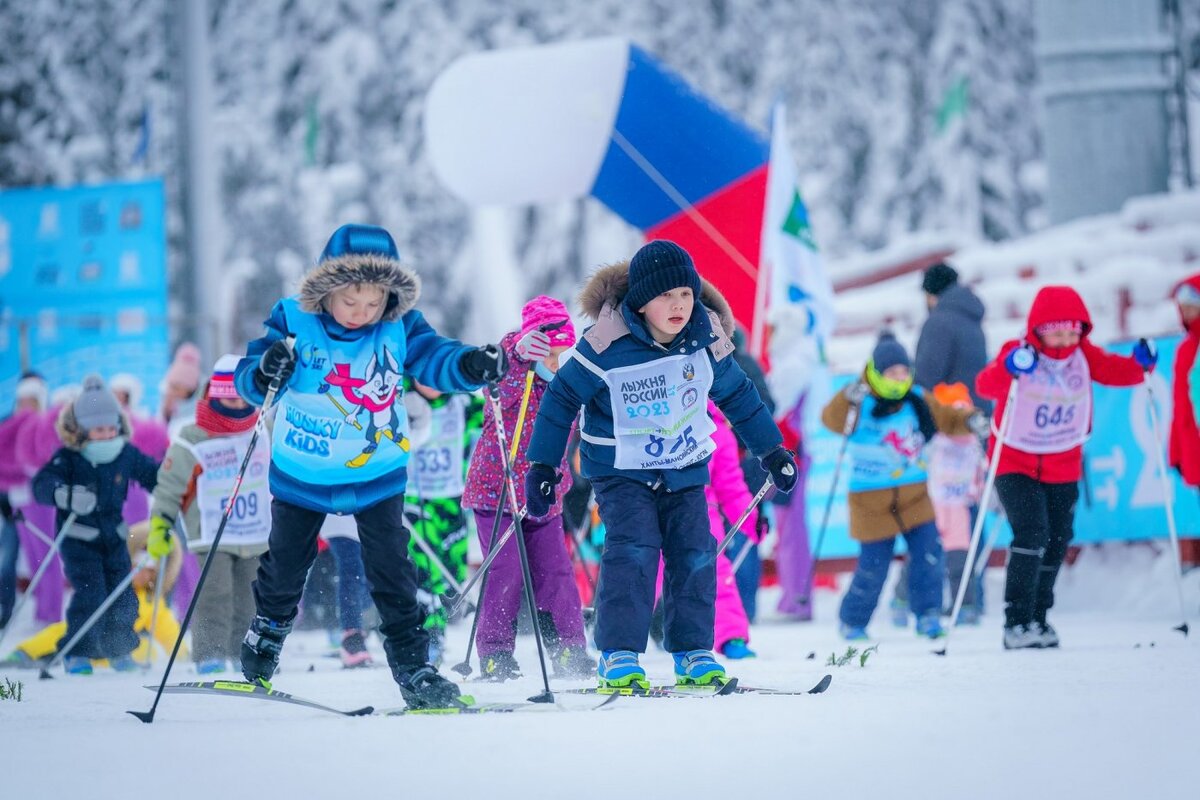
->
xmin=525 ymin=241 xmax=796 ymax=689
xmin=234 ymin=224 xmax=507 ymax=709
xmin=32 ymin=376 xmax=160 ymax=674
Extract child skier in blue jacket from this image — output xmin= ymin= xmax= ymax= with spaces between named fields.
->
xmin=233 ymin=224 xmax=507 ymax=709
xmin=525 ymin=241 xmax=796 ymax=689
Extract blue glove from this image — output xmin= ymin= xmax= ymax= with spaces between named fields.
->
xmin=1132 ymin=338 xmax=1157 ymax=371
xmin=1004 ymin=345 xmax=1038 ymax=377
xmin=524 ymin=463 xmax=560 ymax=518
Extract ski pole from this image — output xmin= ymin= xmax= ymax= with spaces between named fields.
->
xmin=451 ymin=319 xmax=562 ymax=676
xmin=40 ymin=552 xmax=153 ymax=678
xmin=407 ymin=522 xmax=465 ymax=597
xmin=11 ymin=509 xmax=56 ymax=548
xmin=936 ymin=377 xmax=1020 ymax=656
xmin=1142 ymin=370 xmax=1190 ymax=636
xmin=483 ymin=377 xmax=554 ymax=703
xmin=798 ymin=399 xmax=861 ymax=605
xmin=0 ymin=512 xmax=75 ymax=655
xmin=715 ymin=477 xmax=775 ymax=558
xmin=130 ymin=336 xmax=294 ymax=723
xmin=449 ymin=506 xmax=527 ymax=619
xmin=142 ymin=553 xmax=168 ymax=669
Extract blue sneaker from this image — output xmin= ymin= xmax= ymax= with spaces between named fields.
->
xmin=109 ymin=654 xmax=139 ymax=672
xmin=64 ymin=656 xmax=93 ymax=675
xmin=720 ymin=639 xmax=757 ymax=659
xmin=672 ymin=650 xmax=727 ymax=686
xmin=889 ymin=598 xmax=909 ymax=628
xmin=196 ymin=658 xmax=227 ymax=675
xmin=916 ymin=613 xmax=946 ymax=639
xmin=839 ymin=623 xmax=870 ymax=641
xmin=597 ymin=650 xmax=648 ymax=689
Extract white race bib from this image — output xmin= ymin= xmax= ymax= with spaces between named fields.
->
xmin=1006 ymin=349 xmax=1091 ymax=454
xmin=410 ymin=396 xmax=466 ymax=499
xmin=606 ymin=354 xmax=717 ymax=471
xmin=185 ymin=433 xmax=271 ymax=546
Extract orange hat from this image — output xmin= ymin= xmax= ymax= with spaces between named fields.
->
xmin=933 ymin=382 xmax=972 ymax=409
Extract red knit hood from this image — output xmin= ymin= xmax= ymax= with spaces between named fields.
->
xmin=1174 ymin=273 xmax=1200 ymax=336
xmin=1024 ymin=286 xmax=1093 ymax=359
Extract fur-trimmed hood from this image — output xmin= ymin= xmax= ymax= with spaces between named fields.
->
xmin=578 ymin=261 xmax=736 ymax=335
xmin=298 ymin=254 xmax=421 ymax=323
xmin=56 ymin=403 xmax=132 ymax=451
xmin=576 ymin=261 xmax=736 ymax=359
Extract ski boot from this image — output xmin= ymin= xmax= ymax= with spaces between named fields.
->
xmin=720 ymin=638 xmax=757 ymax=659
xmin=839 ymin=623 xmax=870 ymax=641
xmin=552 ymin=645 xmax=597 ymax=679
xmin=1002 ymin=623 xmax=1043 ymax=650
xmin=240 ymin=615 xmax=293 ymax=687
xmin=196 ymin=658 xmax=226 ymax=675
xmin=339 ymin=629 xmax=374 ymax=669
xmin=597 ymin=649 xmax=648 ymax=689
xmin=672 ymin=649 xmax=727 ymax=686
xmin=888 ymin=598 xmax=909 ymax=628
xmin=915 ymin=613 xmax=946 ymax=640
xmin=393 ymin=663 xmax=462 ymax=710
xmin=64 ymin=656 xmax=93 ymax=675
xmin=480 ymin=651 xmax=522 ymax=682
xmin=109 ymin=654 xmax=139 ymax=672
xmin=1033 ymin=620 xmax=1059 ymax=648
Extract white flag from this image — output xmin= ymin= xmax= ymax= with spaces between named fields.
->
xmin=757 ymin=102 xmax=836 ymax=413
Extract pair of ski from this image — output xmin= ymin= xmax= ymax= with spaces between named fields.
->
xmin=561 ymin=673 xmax=833 ymax=698
xmin=147 ymin=680 xmax=618 ymax=717
xmin=149 ymin=673 xmax=832 ymax=717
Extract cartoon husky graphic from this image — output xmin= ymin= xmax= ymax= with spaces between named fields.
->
xmin=883 ymin=429 xmax=926 ymax=477
xmin=321 ymin=346 xmax=409 ymax=468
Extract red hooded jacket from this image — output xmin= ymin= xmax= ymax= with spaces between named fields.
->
xmin=1169 ymin=273 xmax=1200 ymax=487
xmin=975 ymin=286 xmax=1146 ymax=483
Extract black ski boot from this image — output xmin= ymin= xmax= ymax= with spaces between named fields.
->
xmin=552 ymin=645 xmax=598 ymax=679
xmin=393 ymin=663 xmax=462 ymax=709
xmin=479 ymin=651 xmax=522 ymax=682
xmin=241 ymin=615 xmax=293 ymax=686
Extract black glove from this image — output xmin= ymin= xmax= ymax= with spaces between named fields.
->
xmin=524 ymin=463 xmax=561 ymax=518
xmin=254 ymin=340 xmax=297 ymax=394
xmin=760 ymin=447 xmax=799 ymax=493
xmin=461 ymin=344 xmax=509 ymax=384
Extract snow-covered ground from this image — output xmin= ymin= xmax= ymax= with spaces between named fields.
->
xmin=3 ymin=546 xmax=1197 ymax=799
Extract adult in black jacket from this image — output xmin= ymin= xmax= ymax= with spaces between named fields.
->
xmin=915 ymin=263 xmax=990 ymax=413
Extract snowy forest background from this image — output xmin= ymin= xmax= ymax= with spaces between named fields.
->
xmin=1 ymin=0 xmax=1198 ymax=345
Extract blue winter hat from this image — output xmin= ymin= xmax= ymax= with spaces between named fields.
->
xmin=625 ymin=240 xmax=702 ymax=312
xmin=871 ymin=332 xmax=911 ymax=372
xmin=320 ymin=224 xmax=400 ymax=262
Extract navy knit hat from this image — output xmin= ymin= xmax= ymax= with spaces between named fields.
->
xmin=320 ymin=224 xmax=400 ymax=262
xmin=871 ymin=332 xmax=911 ymax=372
xmin=921 ymin=263 xmax=958 ymax=296
xmin=625 ymin=240 xmax=702 ymax=312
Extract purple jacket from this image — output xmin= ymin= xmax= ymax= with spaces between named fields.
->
xmin=0 ymin=411 xmax=34 ymax=490
xmin=463 ymin=331 xmax=572 ymax=517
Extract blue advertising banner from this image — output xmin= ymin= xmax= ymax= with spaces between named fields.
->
xmin=803 ymin=335 xmax=1194 ymax=560
xmin=0 ymin=179 xmax=168 ymax=415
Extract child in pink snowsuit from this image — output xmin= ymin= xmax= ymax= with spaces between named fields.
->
xmin=656 ymin=403 xmax=758 ymax=658
xmin=928 ymin=383 xmax=985 ymax=620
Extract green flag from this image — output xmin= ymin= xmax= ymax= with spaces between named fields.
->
xmin=935 ymin=75 xmax=969 ymax=133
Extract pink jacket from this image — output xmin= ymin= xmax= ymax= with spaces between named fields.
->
xmin=705 ymin=403 xmax=758 ymax=542
xmin=0 ymin=411 xmax=34 ymax=490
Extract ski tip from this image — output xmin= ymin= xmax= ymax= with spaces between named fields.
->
xmin=348 ymin=706 xmax=375 ymax=716
xmin=932 ymin=646 xmax=948 ymax=657
xmin=808 ymin=674 xmax=833 ymax=694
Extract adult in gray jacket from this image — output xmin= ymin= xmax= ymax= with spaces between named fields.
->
xmin=915 ymin=263 xmax=990 ymax=412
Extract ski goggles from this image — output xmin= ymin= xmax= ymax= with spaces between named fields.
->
xmin=1175 ymin=283 xmax=1200 ymax=307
